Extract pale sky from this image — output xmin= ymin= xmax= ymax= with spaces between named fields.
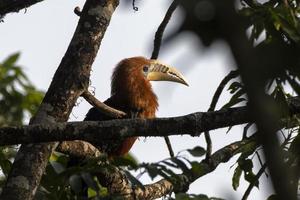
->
xmin=0 ymin=0 xmax=273 ymax=199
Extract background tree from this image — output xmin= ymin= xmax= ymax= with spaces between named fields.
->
xmin=1 ymin=0 xmax=300 ymax=200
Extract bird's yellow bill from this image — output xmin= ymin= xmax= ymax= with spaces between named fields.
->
xmin=147 ymin=60 xmax=189 ymax=86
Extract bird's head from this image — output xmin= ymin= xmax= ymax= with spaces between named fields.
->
xmin=111 ymin=57 xmax=188 ymax=93
xmin=110 ymin=57 xmax=189 ymax=114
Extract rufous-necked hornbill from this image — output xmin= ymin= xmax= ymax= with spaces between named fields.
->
xmin=85 ymin=57 xmax=188 ymax=157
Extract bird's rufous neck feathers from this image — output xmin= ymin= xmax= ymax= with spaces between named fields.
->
xmin=110 ymin=57 xmax=158 ymax=117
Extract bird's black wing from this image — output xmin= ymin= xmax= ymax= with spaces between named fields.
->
xmin=84 ymin=96 xmax=141 ymax=156
xmin=84 ymin=97 xmax=123 ymax=121
xmin=84 ymin=96 xmax=140 ymax=121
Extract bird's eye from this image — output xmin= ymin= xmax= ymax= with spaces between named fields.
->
xmin=143 ymin=66 xmax=149 ymax=73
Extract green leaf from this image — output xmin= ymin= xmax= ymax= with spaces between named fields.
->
xmin=176 ymin=193 xmax=191 ymax=200
xmin=228 ymin=81 xmax=243 ymax=94
xmin=238 ymin=142 xmax=258 ymax=160
xmin=50 ymin=161 xmax=66 ymax=174
xmin=171 ymin=157 xmax=191 ymax=175
xmin=190 ymin=162 xmax=204 ymax=177
xmin=273 ymin=85 xmax=289 ymax=117
xmin=2 ymin=53 xmax=20 ymax=68
xmin=192 ymin=194 xmax=210 ymax=200
xmin=111 ymin=153 xmax=138 ymax=169
xmin=0 ymin=53 xmax=44 ymax=126
xmin=187 ymin=146 xmax=206 ymax=157
xmin=0 ymin=158 xmax=12 ymax=176
xmin=222 ymin=84 xmax=246 ymax=109
xmin=287 ymin=77 xmax=300 ymax=96
xmin=232 ymin=166 xmax=242 ymax=190
xmin=162 ymin=160 xmax=179 ymax=168
xmin=87 ymin=187 xmax=98 ymax=198
xmin=124 ymin=170 xmax=145 ymax=189
xmin=145 ymin=164 xmax=161 ymax=180
xmin=81 ymin=172 xmax=99 ymax=191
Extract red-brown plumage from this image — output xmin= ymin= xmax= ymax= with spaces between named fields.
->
xmin=85 ymin=57 xmax=158 ymax=157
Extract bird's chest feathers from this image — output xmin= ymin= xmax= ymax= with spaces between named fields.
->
xmin=121 ymin=81 xmax=158 ymax=118
xmin=129 ymin=88 xmax=157 ymax=118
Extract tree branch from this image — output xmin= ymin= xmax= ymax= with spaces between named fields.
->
xmin=215 ymin=0 xmax=296 ymax=199
xmin=0 ymin=1 xmax=119 ymax=199
xmin=242 ymin=163 xmax=267 ymax=200
xmin=95 ymin=136 xmax=257 ymax=199
xmin=0 ymin=106 xmax=249 ymax=145
xmin=150 ymin=0 xmax=180 ymax=158
xmin=93 ymin=164 xmax=174 ymax=200
xmin=0 ymin=96 xmax=299 ymax=146
xmin=150 ymin=0 xmax=180 ymax=60
xmin=81 ymin=90 xmax=126 ymax=118
xmin=205 ymin=70 xmax=239 ymax=159
xmin=0 ymin=0 xmax=44 ymax=18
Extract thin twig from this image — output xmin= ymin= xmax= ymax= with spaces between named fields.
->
xmin=81 ymin=90 xmax=126 ymax=118
xmin=132 ymin=0 xmax=138 ymax=11
xmin=204 ymin=131 xmax=212 ymax=160
xmin=205 ymin=70 xmax=239 ymax=159
xmin=0 ymin=1 xmax=120 ymax=199
xmin=208 ymin=70 xmax=239 ymax=111
xmin=241 ymin=163 xmax=267 ymax=200
xmin=150 ymin=0 xmax=180 ymax=158
xmin=150 ymin=0 xmax=180 ymax=59
xmin=243 ymin=123 xmax=253 ymax=139
xmin=164 ymin=137 xmax=174 ymax=157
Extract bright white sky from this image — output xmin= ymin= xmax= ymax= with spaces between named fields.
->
xmin=0 ymin=0 xmax=273 ymax=199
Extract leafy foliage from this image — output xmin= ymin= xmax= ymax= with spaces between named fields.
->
xmin=2 ymin=0 xmax=300 ymax=199
xmin=174 ymin=193 xmax=224 ymax=200
xmin=0 ymin=53 xmax=44 ymax=126
xmin=0 ymin=53 xmax=44 ymax=193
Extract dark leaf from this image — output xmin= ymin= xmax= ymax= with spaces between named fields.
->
xmin=124 ymin=170 xmax=145 ymax=189
xmin=228 ymin=81 xmax=243 ymax=94
xmin=81 ymin=172 xmax=99 ymax=191
xmin=222 ymin=96 xmax=246 ymax=109
xmin=145 ymin=164 xmax=161 ymax=180
xmin=187 ymin=146 xmax=206 ymax=157
xmin=2 ymin=53 xmax=20 ymax=68
xmin=232 ymin=165 xmax=242 ymax=190
xmin=112 ymin=154 xmax=138 ymax=169
xmin=69 ymin=174 xmax=83 ymax=194
xmin=0 ymin=158 xmax=12 ymax=176
xmin=190 ymin=162 xmax=205 ymax=177
xmin=238 ymin=159 xmax=253 ymax=172
xmin=171 ymin=157 xmax=191 ymax=175
xmin=175 ymin=193 xmax=191 ymax=200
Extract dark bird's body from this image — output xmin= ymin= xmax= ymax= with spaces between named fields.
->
xmin=84 ymin=57 xmax=188 ymax=157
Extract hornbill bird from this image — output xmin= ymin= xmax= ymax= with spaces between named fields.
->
xmin=85 ymin=57 xmax=188 ymax=157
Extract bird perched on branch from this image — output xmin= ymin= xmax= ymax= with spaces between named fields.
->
xmin=85 ymin=57 xmax=188 ymax=157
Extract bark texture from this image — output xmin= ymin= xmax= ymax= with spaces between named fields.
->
xmin=93 ymin=136 xmax=257 ymax=200
xmin=214 ymin=0 xmax=297 ymax=199
xmin=0 ymin=96 xmax=299 ymax=149
xmin=0 ymin=106 xmax=249 ymax=145
xmin=0 ymin=1 xmax=119 ymax=199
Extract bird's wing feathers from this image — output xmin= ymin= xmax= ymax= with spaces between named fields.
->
xmin=84 ymin=96 xmax=124 ymax=121
xmin=84 ymin=96 xmax=139 ymax=157
xmin=84 ymin=96 xmax=141 ymax=121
